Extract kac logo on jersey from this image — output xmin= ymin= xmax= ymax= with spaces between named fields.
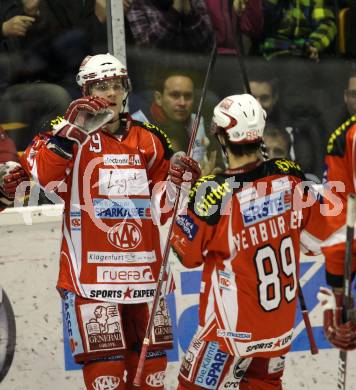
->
xmin=70 ymin=211 xmax=81 ymax=231
xmin=92 ymin=375 xmax=120 ymax=390
xmin=176 ymin=215 xmax=198 ymax=240
xmin=107 ymin=222 xmax=142 ymax=250
xmin=146 ymin=371 xmax=165 ymax=387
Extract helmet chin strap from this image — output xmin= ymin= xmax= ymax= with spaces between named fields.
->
xmin=107 ymin=91 xmax=129 ymax=126
xmin=260 ymin=141 xmax=269 ymax=160
xmin=121 ymin=91 xmax=129 ymax=113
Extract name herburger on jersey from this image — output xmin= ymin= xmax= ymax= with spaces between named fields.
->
xmin=232 ymin=210 xmax=302 ymax=251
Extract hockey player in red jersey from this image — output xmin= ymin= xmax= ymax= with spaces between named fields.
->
xmin=317 ymin=115 xmax=356 ymax=351
xmin=21 ymin=53 xmax=200 ymax=389
xmin=171 ymin=94 xmax=331 ymax=390
xmin=0 ymin=126 xmax=29 ymax=208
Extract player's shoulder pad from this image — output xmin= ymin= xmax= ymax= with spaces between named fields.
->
xmin=188 ymin=174 xmax=232 ymax=225
xmin=268 ymin=158 xmax=305 ymax=180
xmin=326 ymin=115 xmax=356 ymax=156
xmin=135 ymin=120 xmax=174 ymax=159
xmin=50 ymin=115 xmax=64 ymax=130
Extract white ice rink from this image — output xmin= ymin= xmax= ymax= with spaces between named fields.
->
xmin=0 ymin=205 xmax=355 ymax=389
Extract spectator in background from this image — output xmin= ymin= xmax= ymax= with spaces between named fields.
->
xmin=0 ymin=0 xmax=71 ymax=150
xmin=124 ymin=0 xmax=214 ymax=52
xmin=327 ymin=69 xmax=356 ymax=136
xmin=249 ymin=73 xmax=324 ymax=178
xmin=249 ymin=74 xmax=281 ymax=123
xmin=332 ymin=70 xmax=356 ymax=129
xmin=344 ymin=71 xmax=356 ymax=117
xmin=204 ymin=0 xmax=263 ymax=54
xmin=263 ymin=122 xmax=291 ymax=159
xmin=260 ymin=0 xmax=337 ymax=61
xmin=132 ymin=70 xmax=222 ymax=175
xmin=27 ymin=0 xmax=108 ymax=96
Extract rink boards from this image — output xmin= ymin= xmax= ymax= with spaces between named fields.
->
xmin=0 ymin=205 xmax=355 ymax=390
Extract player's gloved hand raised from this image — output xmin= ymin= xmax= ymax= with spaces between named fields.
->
xmin=53 ymin=96 xmax=114 ymax=144
xmin=0 ymin=161 xmax=29 ymax=201
xmin=168 ymin=152 xmax=201 ymax=188
xmin=317 ymin=287 xmax=356 ymax=351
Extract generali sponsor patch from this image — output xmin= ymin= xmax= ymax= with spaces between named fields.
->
xmin=152 ymin=297 xmax=173 ymax=344
xmin=80 ymin=302 xmax=125 ymax=352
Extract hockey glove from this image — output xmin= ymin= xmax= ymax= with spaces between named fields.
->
xmin=53 ymin=96 xmax=113 ymax=144
xmin=317 ymin=287 xmax=356 ymax=351
xmin=168 ymin=152 xmax=201 ymax=189
xmin=0 ymin=161 xmax=29 ymax=202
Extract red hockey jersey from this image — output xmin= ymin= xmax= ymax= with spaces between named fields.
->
xmin=322 ymin=115 xmax=356 ymax=287
xmin=171 ymin=159 xmax=329 ymax=358
xmin=21 ymin=117 xmax=174 ymax=303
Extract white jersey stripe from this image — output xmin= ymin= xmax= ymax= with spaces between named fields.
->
xmin=70 ymin=146 xmax=83 ymax=275
xmin=147 ymin=133 xmax=157 ymax=169
xmin=63 ymin=222 xmax=85 ymax=296
xmin=61 ymin=251 xmax=81 ymax=296
xmin=212 ymin=269 xmax=239 ymax=356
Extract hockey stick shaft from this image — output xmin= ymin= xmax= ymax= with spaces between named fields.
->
xmin=337 ymin=193 xmax=356 ymax=390
xmin=133 ymin=41 xmax=217 ymax=387
xmin=298 ymin=282 xmax=318 ymax=354
xmin=233 ymin=16 xmax=251 ymax=94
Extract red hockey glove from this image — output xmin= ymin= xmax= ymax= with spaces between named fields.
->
xmin=168 ymin=152 xmax=201 ymax=188
xmin=53 ymin=96 xmax=113 ymax=144
xmin=317 ymin=287 xmax=356 ymax=351
xmin=0 ymin=161 xmax=29 ymax=201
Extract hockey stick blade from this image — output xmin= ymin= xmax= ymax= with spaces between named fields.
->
xmin=298 ymin=283 xmax=318 ymax=355
xmin=337 ymin=193 xmax=356 ymax=390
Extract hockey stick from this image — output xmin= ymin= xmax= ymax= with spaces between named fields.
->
xmin=232 ymin=16 xmax=251 ymax=94
xmin=133 ymin=40 xmax=217 ymax=387
xmin=298 ymin=282 xmax=318 ymax=354
xmin=337 ymin=193 xmax=356 ymax=390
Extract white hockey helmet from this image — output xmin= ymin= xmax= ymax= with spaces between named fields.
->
xmin=211 ymin=94 xmax=266 ymax=144
xmin=76 ymin=53 xmax=131 ymax=95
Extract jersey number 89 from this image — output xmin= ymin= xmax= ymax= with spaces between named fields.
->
xmin=254 ymin=236 xmax=297 ymax=311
